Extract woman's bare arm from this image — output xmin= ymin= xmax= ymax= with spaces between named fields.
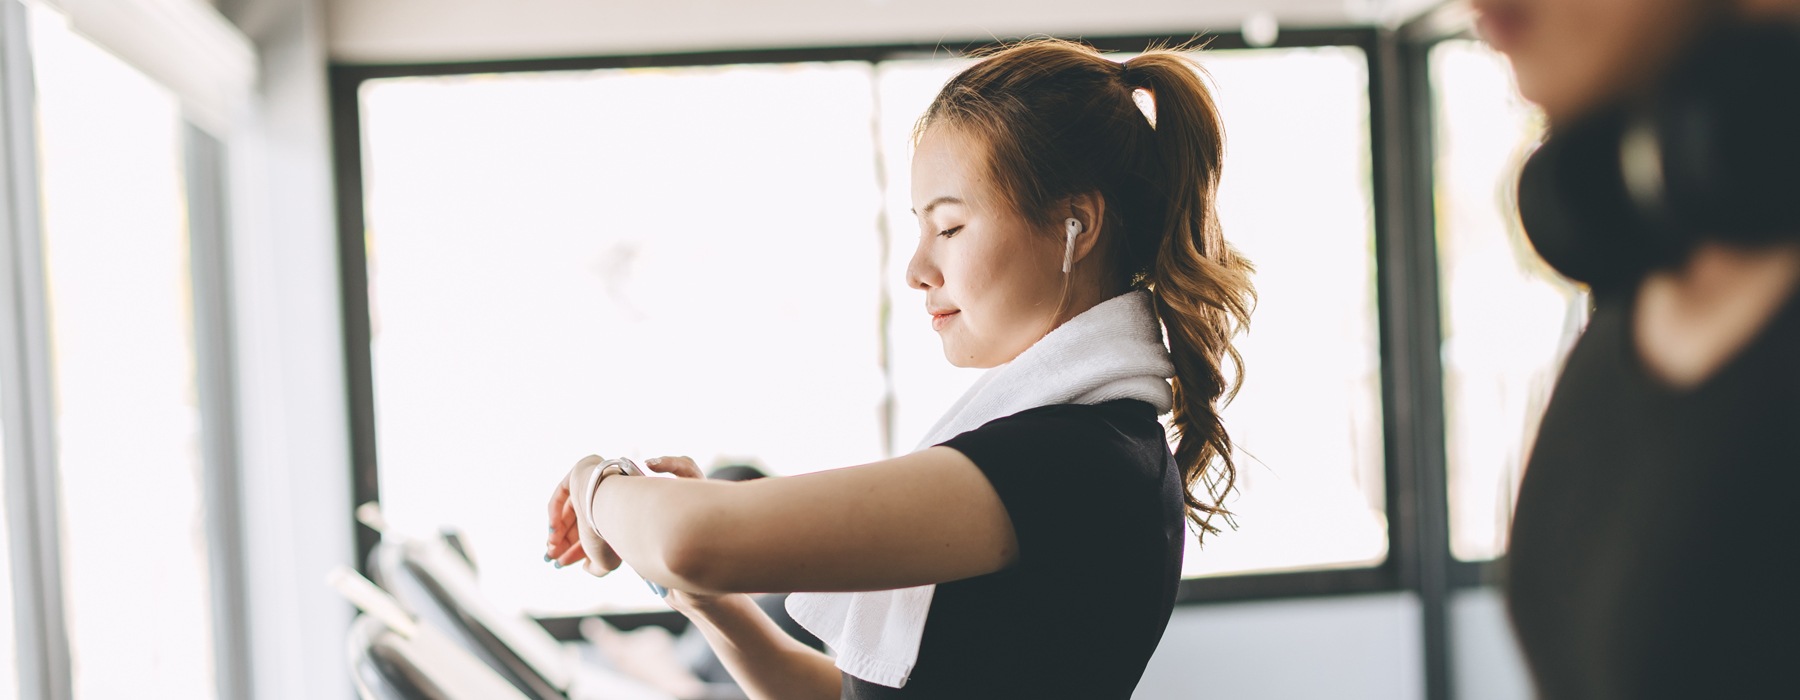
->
xmin=588 ymin=446 xmax=1018 ymax=595
xmin=672 ymin=593 xmax=840 ymax=700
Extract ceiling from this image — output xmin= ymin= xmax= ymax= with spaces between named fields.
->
xmin=325 ymin=0 xmax=1456 ymax=64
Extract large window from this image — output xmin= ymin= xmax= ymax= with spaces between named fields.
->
xmin=359 ymin=42 xmax=1386 ymax=614
xmin=29 ymin=5 xmax=219 ymax=697
xmin=1430 ymin=40 xmax=1586 ymax=562
xmin=1170 ymin=47 xmax=1386 ymax=576
xmin=360 ymin=62 xmax=890 ymax=613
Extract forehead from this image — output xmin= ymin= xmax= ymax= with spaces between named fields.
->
xmin=910 ymin=125 xmax=990 ymax=210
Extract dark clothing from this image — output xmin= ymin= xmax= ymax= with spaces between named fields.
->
xmin=1506 ymin=283 xmax=1800 ymax=699
xmin=841 ymin=400 xmax=1185 ymax=700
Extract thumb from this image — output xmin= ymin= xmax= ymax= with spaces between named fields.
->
xmin=644 ymin=456 xmax=703 ymax=479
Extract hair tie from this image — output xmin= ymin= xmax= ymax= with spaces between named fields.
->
xmin=1119 ymin=59 xmax=1148 ymax=89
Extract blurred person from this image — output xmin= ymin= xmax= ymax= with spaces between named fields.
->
xmin=1476 ymin=0 xmax=1800 ymax=697
xmin=543 ymin=38 xmax=1255 ymax=699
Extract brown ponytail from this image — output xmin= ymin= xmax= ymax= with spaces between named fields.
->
xmin=1120 ymin=52 xmax=1256 ymax=537
xmin=920 ymin=39 xmax=1256 ymax=540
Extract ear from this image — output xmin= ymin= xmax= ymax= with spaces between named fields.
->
xmin=1064 ymin=191 xmax=1107 ymax=266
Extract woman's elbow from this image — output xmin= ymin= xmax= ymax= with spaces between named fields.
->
xmin=656 ymin=509 xmax=743 ymax=594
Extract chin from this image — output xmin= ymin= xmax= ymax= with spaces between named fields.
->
xmin=939 ymin=341 xmax=997 ymax=369
xmin=941 ymin=348 xmax=985 ymax=369
xmin=1514 ymin=66 xmax=1609 ymax=125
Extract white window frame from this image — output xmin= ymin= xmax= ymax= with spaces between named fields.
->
xmin=0 ymin=1 xmax=282 ymax=698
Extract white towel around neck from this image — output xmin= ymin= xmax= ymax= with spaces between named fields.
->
xmin=785 ymin=290 xmax=1175 ymax=688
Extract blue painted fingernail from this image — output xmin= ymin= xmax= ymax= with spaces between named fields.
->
xmin=553 ymin=562 xmax=563 ymax=569
xmin=543 ymin=554 xmax=551 ymax=563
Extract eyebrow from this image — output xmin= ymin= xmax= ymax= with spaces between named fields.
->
xmin=910 ymin=195 xmax=964 ymax=217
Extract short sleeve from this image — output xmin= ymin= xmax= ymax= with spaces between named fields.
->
xmin=937 ymin=400 xmax=1169 ymax=572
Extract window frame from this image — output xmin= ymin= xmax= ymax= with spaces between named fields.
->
xmin=0 ymin=6 xmax=75 ymax=700
xmin=328 ymin=16 xmax=1489 ymax=700
xmin=0 ymin=1 xmax=256 ymax=698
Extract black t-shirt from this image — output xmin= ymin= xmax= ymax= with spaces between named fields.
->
xmin=840 ymin=400 xmax=1186 ymax=699
xmin=1506 ymin=284 xmax=1800 ymax=699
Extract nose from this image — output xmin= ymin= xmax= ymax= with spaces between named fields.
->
xmin=905 ymin=235 xmax=940 ymax=291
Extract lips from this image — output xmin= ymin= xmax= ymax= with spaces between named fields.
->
xmin=929 ymin=308 xmax=960 ymax=331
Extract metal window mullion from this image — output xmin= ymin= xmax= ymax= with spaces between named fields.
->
xmin=184 ymin=122 xmax=252 ymax=700
xmin=0 ymin=1 xmax=74 ymax=698
xmin=328 ymin=65 xmax=382 ymax=577
xmin=1370 ymin=28 xmax=1456 ymax=700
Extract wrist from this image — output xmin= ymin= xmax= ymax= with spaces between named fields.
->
xmin=584 ymin=464 xmax=629 ymax=535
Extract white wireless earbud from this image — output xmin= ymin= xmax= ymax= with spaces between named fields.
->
xmin=1063 ymin=217 xmax=1083 ymax=273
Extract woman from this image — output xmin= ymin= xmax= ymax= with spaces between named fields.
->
xmin=545 ymin=39 xmax=1254 ymax=699
xmin=1475 ymin=0 xmax=1800 ymax=697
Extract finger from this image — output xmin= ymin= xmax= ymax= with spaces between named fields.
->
xmin=555 ymin=542 xmax=587 ymax=567
xmin=549 ymin=499 xmax=578 ymax=548
xmin=547 ymin=514 xmax=567 ymax=550
xmin=549 ymin=504 xmax=582 ymax=549
xmin=548 ymin=480 xmax=569 ymax=521
xmin=644 ymin=456 xmax=703 ymax=479
xmin=547 ymin=533 xmax=572 ymax=563
xmin=557 ymin=500 xmax=578 ymax=540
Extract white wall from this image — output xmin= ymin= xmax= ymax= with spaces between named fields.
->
xmin=219 ymin=0 xmax=357 ymax=698
xmin=1137 ymin=592 xmax=1425 ymax=700
xmin=1451 ymin=588 xmax=1532 ymax=700
xmin=323 ymin=0 xmax=1451 ymax=64
xmin=1135 ymin=588 xmax=1533 ymax=700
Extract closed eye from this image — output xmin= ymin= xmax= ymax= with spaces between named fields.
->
xmin=938 ymin=226 xmax=964 ymax=238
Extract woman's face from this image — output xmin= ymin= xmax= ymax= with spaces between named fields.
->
xmin=906 ymin=126 xmax=1067 ymax=368
xmin=1474 ymin=0 xmax=1711 ymax=122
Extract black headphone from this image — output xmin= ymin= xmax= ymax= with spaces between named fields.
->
xmin=1516 ymin=21 xmax=1800 ymax=290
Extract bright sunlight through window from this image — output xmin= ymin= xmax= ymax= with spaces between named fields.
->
xmin=30 ymin=3 xmax=219 ymax=696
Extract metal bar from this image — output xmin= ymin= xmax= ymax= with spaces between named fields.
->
xmin=1402 ymin=32 xmax=1457 ymax=700
xmin=184 ymin=122 xmax=254 ymax=700
xmin=0 ymin=1 xmax=73 ymax=697
xmin=1369 ymin=27 xmax=1457 ymax=700
xmin=1177 ymin=566 xmax=1399 ymax=604
xmin=328 ymin=64 xmax=383 ymax=576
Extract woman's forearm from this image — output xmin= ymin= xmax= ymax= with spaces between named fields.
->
xmin=681 ymin=593 xmax=840 ymax=700
xmin=588 ymin=474 xmax=723 ymax=590
xmin=585 ymin=472 xmax=836 ymax=697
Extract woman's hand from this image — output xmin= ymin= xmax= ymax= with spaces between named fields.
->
xmin=546 ymin=455 xmax=622 ymax=577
